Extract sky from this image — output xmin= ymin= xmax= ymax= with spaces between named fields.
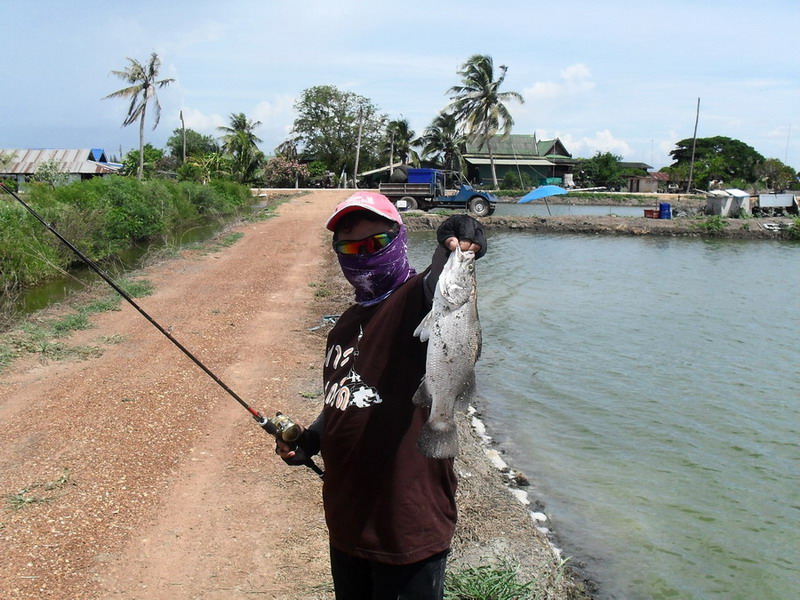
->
xmin=3 ymin=0 xmax=799 ymax=171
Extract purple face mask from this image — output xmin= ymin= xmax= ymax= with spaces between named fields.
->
xmin=336 ymin=225 xmax=416 ymax=305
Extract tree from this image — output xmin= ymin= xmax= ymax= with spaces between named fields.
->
xmin=577 ymin=152 xmax=625 ymax=189
xmin=756 ymin=158 xmax=797 ymax=192
xmin=33 ymin=158 xmax=69 ymax=188
xmin=217 ymin=112 xmax=265 ymax=184
xmin=418 ymin=111 xmax=466 ymax=172
xmin=105 ymin=52 xmax=175 ymax=180
xmin=383 ymin=118 xmax=419 ymax=167
xmin=166 ymin=128 xmax=219 ymax=159
xmin=262 ymin=157 xmax=310 ymax=188
xmin=669 ymin=136 xmax=765 ymax=187
xmin=448 ymin=54 xmax=524 ymax=188
xmin=121 ymin=144 xmax=164 ymax=179
xmin=289 ymin=85 xmax=386 ymax=180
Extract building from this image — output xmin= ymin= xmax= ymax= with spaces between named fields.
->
xmin=462 ymin=134 xmax=575 ymax=187
xmin=0 ymin=149 xmax=121 ymax=184
xmin=626 ymin=170 xmax=670 ymax=193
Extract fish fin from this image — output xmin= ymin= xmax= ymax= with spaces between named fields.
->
xmin=412 ymin=379 xmax=432 ymax=407
xmin=417 ymin=421 xmax=459 ymax=459
xmin=413 ymin=310 xmax=433 ymax=342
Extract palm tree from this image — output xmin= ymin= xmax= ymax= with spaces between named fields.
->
xmin=447 ymin=54 xmax=524 ymax=188
xmin=383 ymin=118 xmax=419 ymax=168
xmin=417 ymin=112 xmax=465 ymax=172
xmin=218 ymin=113 xmax=265 ymax=184
xmin=105 ymin=52 xmax=175 ymax=179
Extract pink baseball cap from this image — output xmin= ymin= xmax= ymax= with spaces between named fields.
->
xmin=326 ymin=192 xmax=403 ymax=231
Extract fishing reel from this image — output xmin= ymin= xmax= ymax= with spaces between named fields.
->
xmin=260 ymin=411 xmax=303 ymax=443
xmin=260 ymin=411 xmax=325 ymax=477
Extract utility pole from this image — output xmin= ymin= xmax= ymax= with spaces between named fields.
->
xmin=389 ymin=130 xmax=395 ymax=178
xmin=686 ymin=98 xmax=700 ymax=193
xmin=180 ymin=110 xmax=186 ymax=164
xmin=353 ymin=106 xmax=364 ymax=189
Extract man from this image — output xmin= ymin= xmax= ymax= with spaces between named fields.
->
xmin=278 ymin=192 xmax=486 ymax=599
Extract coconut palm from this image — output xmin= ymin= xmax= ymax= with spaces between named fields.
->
xmin=447 ymin=54 xmax=524 ymax=188
xmin=218 ymin=112 xmax=265 ymax=184
xmin=105 ymin=52 xmax=175 ymax=179
xmin=383 ymin=118 xmax=419 ymax=167
xmin=417 ymin=112 xmax=465 ymax=172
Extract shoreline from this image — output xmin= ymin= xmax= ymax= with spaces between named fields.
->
xmin=403 ymin=211 xmax=797 ymax=240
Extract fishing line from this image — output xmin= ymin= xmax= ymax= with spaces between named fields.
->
xmin=1 ymin=183 xmax=322 ymax=476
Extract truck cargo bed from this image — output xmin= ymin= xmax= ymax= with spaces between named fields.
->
xmin=378 ymin=183 xmax=433 ymax=197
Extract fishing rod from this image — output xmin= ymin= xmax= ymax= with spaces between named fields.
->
xmin=1 ymin=183 xmax=322 ymax=477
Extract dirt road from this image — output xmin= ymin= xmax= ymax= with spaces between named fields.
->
xmin=0 ymin=191 xmax=580 ymax=599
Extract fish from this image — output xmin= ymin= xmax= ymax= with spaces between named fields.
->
xmin=412 ymin=246 xmax=482 ymax=458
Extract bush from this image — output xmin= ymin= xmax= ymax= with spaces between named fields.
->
xmin=262 ymin=157 xmax=310 ymax=187
xmin=0 ymin=177 xmax=253 ymax=293
xmin=501 ymin=170 xmax=535 ymax=190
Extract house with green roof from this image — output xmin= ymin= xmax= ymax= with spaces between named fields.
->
xmin=463 ymin=134 xmax=576 ymax=188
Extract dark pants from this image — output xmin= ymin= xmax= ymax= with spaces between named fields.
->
xmin=329 ymin=546 xmax=449 ymax=600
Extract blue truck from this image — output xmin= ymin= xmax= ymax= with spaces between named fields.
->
xmin=378 ymin=168 xmax=497 ymax=216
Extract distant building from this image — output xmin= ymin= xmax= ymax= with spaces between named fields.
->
xmin=626 ymin=170 xmax=670 ymax=193
xmin=0 ymin=149 xmax=121 ymax=184
xmin=462 ymin=134 xmax=575 ymax=187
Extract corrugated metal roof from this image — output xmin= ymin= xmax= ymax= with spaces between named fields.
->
xmin=464 ymin=157 xmax=555 ymax=166
xmin=0 ymin=149 xmax=120 ymax=175
xmin=465 ymin=135 xmax=573 ymax=159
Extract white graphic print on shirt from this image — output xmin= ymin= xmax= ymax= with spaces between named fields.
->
xmin=323 ymin=326 xmax=382 ymax=411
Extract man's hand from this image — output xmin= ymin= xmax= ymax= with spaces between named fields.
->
xmin=436 ymin=214 xmax=487 ymax=258
xmin=275 ymin=423 xmax=321 ymax=467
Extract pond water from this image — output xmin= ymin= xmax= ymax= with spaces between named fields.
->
xmin=408 ymin=230 xmax=799 ymax=600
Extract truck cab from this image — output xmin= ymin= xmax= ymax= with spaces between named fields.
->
xmin=379 ymin=168 xmax=497 ymax=217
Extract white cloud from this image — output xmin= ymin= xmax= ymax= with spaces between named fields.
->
xmin=522 ymin=63 xmax=595 ymax=103
xmin=180 ymin=107 xmax=228 ymax=134
xmin=542 ymin=129 xmax=632 ymax=159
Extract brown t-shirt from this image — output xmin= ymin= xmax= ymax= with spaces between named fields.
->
xmin=320 ymin=271 xmax=458 ymax=565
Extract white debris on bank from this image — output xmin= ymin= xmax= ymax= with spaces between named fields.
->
xmin=467 ymin=405 xmax=563 ymax=559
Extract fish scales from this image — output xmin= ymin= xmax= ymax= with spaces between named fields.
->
xmin=413 ymin=247 xmax=481 ymax=458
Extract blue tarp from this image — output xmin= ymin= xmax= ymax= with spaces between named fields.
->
xmin=518 ymin=185 xmax=567 ymax=203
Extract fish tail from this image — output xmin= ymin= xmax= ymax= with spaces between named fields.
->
xmin=417 ymin=421 xmax=459 ymax=459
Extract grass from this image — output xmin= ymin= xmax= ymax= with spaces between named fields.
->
xmin=692 ymin=215 xmax=729 ymax=233
xmin=5 ymin=468 xmax=72 ymax=510
xmin=309 ymin=282 xmax=332 ymax=298
xmin=445 ymin=558 xmax=576 ymax=600
xmin=0 ymin=278 xmax=153 ymax=372
xmin=445 ymin=563 xmax=535 ymax=599
xmin=200 ymin=231 xmax=245 ymax=255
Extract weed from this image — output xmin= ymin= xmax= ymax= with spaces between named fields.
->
xmin=120 ymin=278 xmax=154 ymax=298
xmin=0 ymin=343 xmax=13 ymax=371
xmin=202 ymin=232 xmax=244 ymax=254
xmin=5 ymin=468 xmax=72 ymax=510
xmin=790 ymin=217 xmax=800 ymax=241
xmin=445 ymin=563 xmax=534 ymax=599
xmin=51 ymin=311 xmax=92 ymax=337
xmin=299 ymin=390 xmax=321 ymax=399
xmin=83 ymin=296 xmax=123 ymax=314
xmin=309 ymin=282 xmax=332 ymax=298
xmin=242 ymin=207 xmax=275 ymax=222
xmin=693 ymin=215 xmax=729 ymax=233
